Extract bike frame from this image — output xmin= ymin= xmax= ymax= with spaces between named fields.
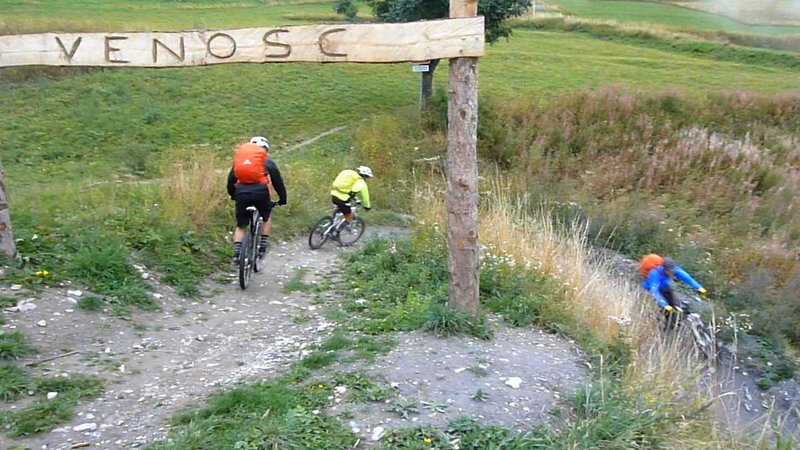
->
xmin=324 ymin=203 xmax=359 ymax=237
xmin=674 ymin=295 xmax=715 ymax=359
xmin=238 ymin=206 xmax=262 ymax=289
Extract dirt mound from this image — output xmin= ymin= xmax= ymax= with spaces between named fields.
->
xmin=336 ymin=326 xmax=587 ymax=445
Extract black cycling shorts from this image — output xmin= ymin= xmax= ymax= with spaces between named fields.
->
xmin=659 ymin=286 xmax=677 ymax=308
xmin=331 ymin=196 xmax=352 ymax=215
xmin=236 ymin=191 xmax=273 ymax=228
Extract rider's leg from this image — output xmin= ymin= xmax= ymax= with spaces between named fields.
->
xmin=232 ymin=194 xmax=252 ymax=261
xmin=660 ymin=286 xmax=679 ymax=329
xmin=255 ymin=195 xmax=274 ymax=257
xmin=332 ymin=196 xmax=353 ymax=223
xmin=262 ymin=216 xmax=272 ymax=236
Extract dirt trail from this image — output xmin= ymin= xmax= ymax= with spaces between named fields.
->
xmin=1 ymin=236 xmax=351 ymax=450
xmin=1 ymin=228 xmax=590 ymax=449
xmin=606 ymin=252 xmax=800 ymax=439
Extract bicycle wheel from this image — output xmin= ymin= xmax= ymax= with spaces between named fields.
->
xmin=309 ymin=216 xmax=333 ymax=249
xmin=337 ymin=217 xmax=365 ymax=246
xmin=239 ymin=231 xmax=253 ymax=290
xmin=688 ymin=316 xmax=714 ymax=359
xmin=253 ymin=221 xmax=263 ymax=273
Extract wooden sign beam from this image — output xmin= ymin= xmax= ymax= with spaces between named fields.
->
xmin=0 ymin=17 xmax=484 ymax=68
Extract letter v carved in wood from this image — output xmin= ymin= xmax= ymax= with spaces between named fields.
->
xmin=55 ymin=36 xmax=82 ymax=61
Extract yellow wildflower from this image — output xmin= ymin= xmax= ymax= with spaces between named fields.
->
xmin=34 ymin=270 xmax=50 ymax=277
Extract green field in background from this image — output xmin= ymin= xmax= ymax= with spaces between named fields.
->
xmin=549 ymin=0 xmax=800 ymax=35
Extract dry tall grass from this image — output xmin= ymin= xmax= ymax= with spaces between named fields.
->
xmin=415 ymin=176 xmax=795 ymax=448
xmin=158 ymin=146 xmax=228 ymax=229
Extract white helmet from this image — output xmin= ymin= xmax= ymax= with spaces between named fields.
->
xmin=250 ymin=136 xmax=270 ymax=150
xmin=356 ymin=165 xmax=373 ymax=178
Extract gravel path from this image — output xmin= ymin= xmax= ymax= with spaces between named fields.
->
xmin=1 ymin=237 xmax=349 ymax=450
xmin=1 ymin=229 xmax=590 ymax=449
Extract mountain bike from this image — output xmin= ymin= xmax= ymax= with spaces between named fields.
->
xmin=238 ymin=205 xmax=271 ymax=290
xmin=673 ymin=295 xmax=715 ymax=360
xmin=308 ymin=200 xmax=366 ymax=249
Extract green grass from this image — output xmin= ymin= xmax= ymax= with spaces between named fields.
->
xmin=0 ymin=0 xmax=344 ymax=34
xmin=77 ymin=295 xmax=104 ymax=311
xmin=338 ymin=230 xmax=569 ymax=339
xmin=517 ymin=17 xmax=800 ymax=70
xmin=480 ymin=30 xmax=800 ymax=99
xmin=0 ymin=373 xmax=104 ymax=437
xmin=0 ymin=331 xmax=36 ymax=361
xmin=0 ymin=365 xmax=33 ymax=402
xmin=153 ymin=376 xmax=356 ymax=450
xmin=549 ymin=0 xmax=800 ymax=35
xmin=283 ymin=268 xmax=316 ymax=293
xmin=0 ymin=295 xmax=19 ymax=308
xmin=2 ymin=15 xmax=797 ymax=302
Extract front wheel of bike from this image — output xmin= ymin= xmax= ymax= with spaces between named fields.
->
xmin=337 ymin=217 xmax=365 ymax=246
xmin=252 ymin=224 xmax=263 ymax=273
xmin=239 ymin=232 xmax=253 ymax=290
xmin=309 ymin=216 xmax=333 ymax=249
xmin=689 ymin=317 xmax=714 ymax=359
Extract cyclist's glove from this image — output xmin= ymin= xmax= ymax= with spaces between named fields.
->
xmin=664 ymin=305 xmax=676 ymax=313
xmin=277 ymin=199 xmax=287 ymax=206
xmin=697 ymin=287 xmax=708 ymax=298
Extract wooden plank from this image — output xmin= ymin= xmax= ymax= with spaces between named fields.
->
xmin=0 ymin=17 xmax=484 ymax=67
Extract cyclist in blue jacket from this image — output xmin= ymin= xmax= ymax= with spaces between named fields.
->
xmin=640 ymin=254 xmax=707 ymax=313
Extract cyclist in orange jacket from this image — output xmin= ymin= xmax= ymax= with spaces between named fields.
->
xmin=640 ymin=254 xmax=707 ymax=313
xmin=226 ymin=136 xmax=287 ymax=263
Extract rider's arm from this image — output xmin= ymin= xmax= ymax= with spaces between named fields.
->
xmin=226 ymin=167 xmax=237 ymax=199
xmin=674 ymin=266 xmax=702 ymax=290
xmin=644 ymin=269 xmax=670 ymax=308
xmin=265 ymin=159 xmax=287 ymax=205
xmin=352 ymin=178 xmax=371 ymax=209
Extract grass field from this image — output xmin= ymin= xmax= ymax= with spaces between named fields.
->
xmin=671 ymin=0 xmax=800 ymax=26
xmin=1 ymin=1 xmax=797 ymax=299
xmin=549 ymin=0 xmax=800 ymax=35
xmin=2 ymin=0 xmax=799 ymax=446
xmin=3 ymin=30 xmax=798 ymax=183
xmin=0 ymin=0 xmax=341 ymax=34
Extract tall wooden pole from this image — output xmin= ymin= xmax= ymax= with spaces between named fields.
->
xmin=0 ymin=162 xmax=16 ymax=258
xmin=446 ymin=0 xmax=480 ymax=315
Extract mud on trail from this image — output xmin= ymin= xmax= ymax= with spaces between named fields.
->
xmin=1 ymin=229 xmax=589 ymax=450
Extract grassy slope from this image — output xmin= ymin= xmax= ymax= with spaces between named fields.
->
xmin=1 ymin=1 xmax=798 ymax=445
xmin=0 ymin=0 xmax=338 ymax=32
xmin=3 ymin=30 xmax=799 ymax=184
xmin=0 ymin=0 xmax=797 ymax=299
xmin=549 ymin=0 xmax=800 ymax=35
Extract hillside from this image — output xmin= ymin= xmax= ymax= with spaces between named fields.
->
xmin=2 ymin=0 xmax=800 ymax=448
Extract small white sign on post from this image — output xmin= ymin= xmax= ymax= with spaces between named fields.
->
xmin=412 ymin=64 xmax=429 ymax=73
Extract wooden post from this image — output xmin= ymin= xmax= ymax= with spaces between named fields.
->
xmin=446 ymin=0 xmax=480 ymax=315
xmin=0 ymin=162 xmax=16 ymax=258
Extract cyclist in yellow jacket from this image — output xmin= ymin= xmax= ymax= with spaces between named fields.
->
xmin=331 ymin=166 xmax=372 ymax=224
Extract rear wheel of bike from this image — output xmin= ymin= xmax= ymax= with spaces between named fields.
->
xmin=309 ymin=216 xmax=333 ymax=249
xmin=239 ymin=232 xmax=253 ymax=290
xmin=337 ymin=217 xmax=365 ymax=246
